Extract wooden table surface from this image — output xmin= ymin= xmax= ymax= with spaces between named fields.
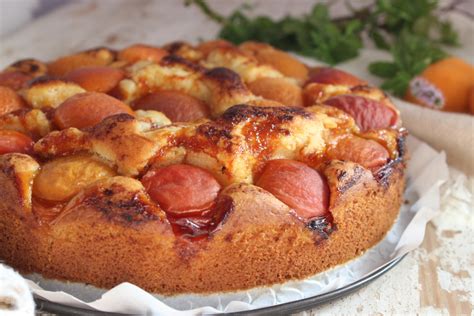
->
xmin=0 ymin=1 xmax=472 ymax=315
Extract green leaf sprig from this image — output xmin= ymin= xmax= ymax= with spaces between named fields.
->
xmin=369 ymin=31 xmax=447 ymax=96
xmin=186 ymin=0 xmax=467 ymax=97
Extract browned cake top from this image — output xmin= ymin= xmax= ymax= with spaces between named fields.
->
xmin=0 ymin=40 xmax=406 ymax=241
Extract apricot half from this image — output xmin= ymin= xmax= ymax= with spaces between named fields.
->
xmin=65 ymin=67 xmax=125 ymax=93
xmin=54 ymin=92 xmax=134 ymax=129
xmin=118 ymin=44 xmax=168 ymax=64
xmin=134 ymin=90 xmax=209 ymax=122
xmin=248 ymin=77 xmax=303 ymax=107
xmin=33 ymin=154 xmax=116 ymax=202
xmin=0 ymin=86 xmax=26 ymax=116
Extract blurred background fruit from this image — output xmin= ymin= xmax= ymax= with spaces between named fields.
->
xmin=405 ymin=57 xmax=474 ymax=114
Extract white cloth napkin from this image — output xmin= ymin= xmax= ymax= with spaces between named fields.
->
xmin=395 ymin=100 xmax=474 ymax=175
xmin=0 ymin=264 xmax=35 ymax=316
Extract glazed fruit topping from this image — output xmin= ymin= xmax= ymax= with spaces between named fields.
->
xmin=307 ymin=67 xmax=367 ymax=87
xmin=0 ymin=130 xmax=34 ymax=155
xmin=247 ymin=77 xmax=304 ymax=107
xmin=118 ymin=44 xmax=168 ymax=64
xmin=33 ymin=154 xmax=116 ymax=202
xmin=142 ymin=164 xmax=221 ymax=215
xmin=133 ymin=91 xmax=210 ymax=122
xmin=0 ymin=86 xmax=26 ymax=116
xmin=64 ymin=67 xmax=125 ymax=93
xmin=327 ymin=135 xmax=390 ymax=171
xmin=167 ymin=195 xmax=233 ymax=239
xmin=54 ymin=92 xmax=134 ymax=129
xmin=0 ymin=71 xmax=32 ymax=90
xmin=256 ymin=159 xmax=330 ymax=219
xmin=142 ymin=164 xmax=229 ymax=238
xmin=324 ymin=95 xmax=397 ymax=132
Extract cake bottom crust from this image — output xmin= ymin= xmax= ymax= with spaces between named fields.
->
xmin=0 ymin=162 xmax=404 ymax=295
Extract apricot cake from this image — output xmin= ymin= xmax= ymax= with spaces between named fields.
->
xmin=0 ymin=40 xmax=406 ymax=295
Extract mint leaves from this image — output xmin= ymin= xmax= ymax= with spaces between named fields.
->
xmin=215 ymin=4 xmax=364 ymax=65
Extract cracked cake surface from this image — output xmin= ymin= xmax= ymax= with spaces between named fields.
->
xmin=0 ymin=40 xmax=406 ymax=294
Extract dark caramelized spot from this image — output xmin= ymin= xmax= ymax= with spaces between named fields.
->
xmin=174 ymin=123 xmax=235 ymax=163
xmin=26 ymin=75 xmax=66 ymax=87
xmin=336 ymin=170 xmax=347 ymax=181
xmin=162 ymin=41 xmax=189 ymax=54
xmin=396 ymin=128 xmax=408 ymax=159
xmin=306 ymin=213 xmax=336 ymax=244
xmin=167 ymin=195 xmax=234 ymax=240
xmin=160 ymin=55 xmax=204 ymax=73
xmin=375 ymin=130 xmax=406 ymax=187
xmin=336 ymin=165 xmax=365 ymax=194
xmin=223 ymin=105 xmax=308 ymax=159
xmin=13 ymin=60 xmax=39 ymax=72
xmin=178 ymin=104 xmax=314 ymax=163
xmin=375 ymin=159 xmax=400 ymax=188
xmin=220 ymin=104 xmax=310 ymax=125
xmin=197 ymin=123 xmax=232 ymax=142
xmin=9 ymin=59 xmax=47 ymax=76
xmin=80 ymin=185 xmax=161 ymax=226
xmin=185 ymin=104 xmax=311 ymax=157
xmin=205 ymin=67 xmax=247 ymax=91
xmin=88 ymin=113 xmax=135 ymax=137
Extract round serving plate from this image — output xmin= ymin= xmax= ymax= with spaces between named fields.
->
xmin=34 ymin=254 xmax=405 ymax=315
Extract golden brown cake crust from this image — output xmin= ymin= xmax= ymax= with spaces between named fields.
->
xmin=0 ymin=156 xmax=404 ymax=294
xmin=0 ymin=40 xmax=407 ymax=295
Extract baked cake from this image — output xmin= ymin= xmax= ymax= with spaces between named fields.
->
xmin=0 ymin=40 xmax=406 ymax=295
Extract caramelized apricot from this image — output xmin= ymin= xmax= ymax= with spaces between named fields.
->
xmin=197 ymin=40 xmax=234 ymax=56
xmin=302 ymin=83 xmax=325 ymax=106
xmin=324 ymin=95 xmax=397 ymax=131
xmin=254 ymin=49 xmax=308 ymax=82
xmin=6 ymin=59 xmax=47 ymax=77
xmin=239 ymin=41 xmax=272 ymax=53
xmin=0 ymin=86 xmax=26 ymax=116
xmin=117 ymin=44 xmax=168 ymax=64
xmin=307 ymin=67 xmax=367 ymax=87
xmin=248 ymin=77 xmax=304 ymax=107
xmin=327 ymin=136 xmax=390 ymax=170
xmin=65 ymin=67 xmax=125 ymax=93
xmin=0 ymin=130 xmax=33 ymax=155
xmin=54 ymin=92 xmax=134 ymax=129
xmin=48 ymin=53 xmax=112 ymax=77
xmin=33 ymin=154 xmax=116 ymax=202
xmin=0 ymin=71 xmax=32 ymax=90
xmin=142 ymin=164 xmax=221 ymax=216
xmin=134 ymin=91 xmax=210 ymax=122
xmin=256 ymin=159 xmax=329 ymax=219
